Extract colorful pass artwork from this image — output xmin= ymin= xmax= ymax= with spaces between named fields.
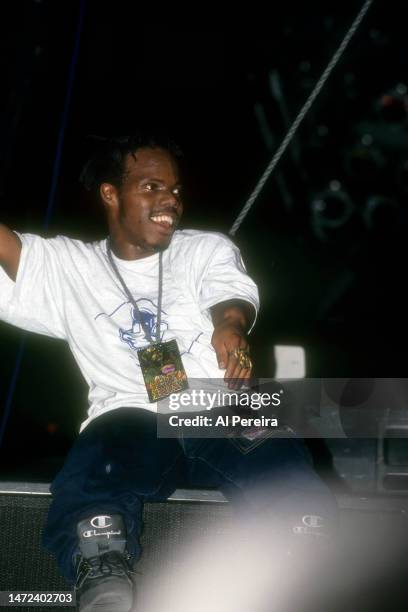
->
xmin=137 ymin=339 xmax=188 ymax=402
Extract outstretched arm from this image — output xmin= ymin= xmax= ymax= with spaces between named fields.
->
xmin=0 ymin=224 xmax=21 ymax=281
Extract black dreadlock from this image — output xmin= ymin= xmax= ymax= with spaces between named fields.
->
xmin=79 ymin=132 xmax=183 ymax=197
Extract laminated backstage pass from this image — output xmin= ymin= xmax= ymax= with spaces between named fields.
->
xmin=137 ymin=339 xmax=188 ymax=402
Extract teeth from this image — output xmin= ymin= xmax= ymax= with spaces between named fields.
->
xmin=151 ymin=215 xmax=174 ymax=226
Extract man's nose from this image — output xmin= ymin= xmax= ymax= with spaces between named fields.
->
xmin=160 ymin=190 xmax=182 ymax=209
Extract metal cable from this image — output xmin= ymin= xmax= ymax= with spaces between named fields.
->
xmin=229 ymin=0 xmax=374 ymax=236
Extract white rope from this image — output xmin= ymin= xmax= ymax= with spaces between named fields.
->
xmin=229 ymin=0 xmax=374 ymax=236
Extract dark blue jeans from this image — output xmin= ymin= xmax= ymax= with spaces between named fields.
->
xmin=42 ymin=407 xmax=337 ymax=584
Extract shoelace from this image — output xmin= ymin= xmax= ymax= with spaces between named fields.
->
xmin=76 ymin=552 xmax=135 ymax=589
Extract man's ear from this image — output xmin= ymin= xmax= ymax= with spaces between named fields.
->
xmin=100 ymin=183 xmax=119 ymax=209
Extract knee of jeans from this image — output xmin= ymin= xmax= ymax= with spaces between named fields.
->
xmin=178 ymin=435 xmax=207 ymax=459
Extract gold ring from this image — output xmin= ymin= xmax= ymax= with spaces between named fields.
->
xmin=230 ymin=348 xmax=252 ymax=369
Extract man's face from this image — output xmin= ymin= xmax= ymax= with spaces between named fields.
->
xmin=102 ymin=147 xmax=183 ymax=257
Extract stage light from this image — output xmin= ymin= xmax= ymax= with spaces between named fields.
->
xmin=310 ymin=183 xmax=354 ymax=242
xmin=345 ymin=139 xmax=385 ymax=182
xmin=317 ymin=124 xmax=329 ymax=137
xmin=377 ymin=84 xmax=408 ymax=123
xmin=46 ymin=423 xmax=58 ymax=435
xmin=363 ymin=195 xmax=399 ymax=232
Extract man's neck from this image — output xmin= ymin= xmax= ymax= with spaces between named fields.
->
xmin=108 ymin=234 xmax=158 ymax=261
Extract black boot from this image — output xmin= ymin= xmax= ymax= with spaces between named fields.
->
xmin=74 ymin=514 xmax=135 ymax=612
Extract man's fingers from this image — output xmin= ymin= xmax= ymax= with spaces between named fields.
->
xmin=214 ymin=341 xmax=229 ymax=370
xmin=212 ymin=327 xmax=252 ymax=386
xmin=224 ymin=348 xmax=236 ymax=378
xmin=224 ymin=344 xmax=252 ymax=389
xmin=228 ymin=362 xmax=252 ymax=389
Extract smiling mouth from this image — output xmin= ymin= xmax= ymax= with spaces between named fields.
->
xmin=149 ymin=214 xmax=176 ymax=230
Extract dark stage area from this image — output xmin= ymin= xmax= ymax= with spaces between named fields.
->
xmin=1 ymin=1 xmax=408 ymax=610
xmin=1 ymin=0 xmax=407 ymax=479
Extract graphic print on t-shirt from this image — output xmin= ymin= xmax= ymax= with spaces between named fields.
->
xmin=94 ymin=298 xmax=204 ymax=359
xmin=95 ymin=298 xmax=168 ymax=350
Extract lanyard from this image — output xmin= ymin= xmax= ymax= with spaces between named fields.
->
xmin=107 ymin=237 xmax=163 ymax=345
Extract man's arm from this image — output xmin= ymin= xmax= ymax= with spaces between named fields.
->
xmin=0 ymin=224 xmax=22 ymax=281
xmin=210 ymin=299 xmax=256 ymax=389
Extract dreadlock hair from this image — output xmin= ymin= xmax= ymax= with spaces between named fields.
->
xmin=79 ymin=132 xmax=183 ymax=198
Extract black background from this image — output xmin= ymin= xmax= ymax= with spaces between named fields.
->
xmin=1 ymin=0 xmax=407 ymax=478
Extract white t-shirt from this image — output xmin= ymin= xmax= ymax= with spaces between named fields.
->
xmin=0 ymin=229 xmax=259 ymax=430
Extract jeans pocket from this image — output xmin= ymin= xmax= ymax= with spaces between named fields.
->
xmin=228 ymin=430 xmax=277 ymax=454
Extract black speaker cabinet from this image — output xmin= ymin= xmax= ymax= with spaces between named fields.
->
xmin=1 ymin=483 xmax=408 ymax=611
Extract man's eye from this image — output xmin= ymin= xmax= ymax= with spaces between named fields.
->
xmin=144 ymin=183 xmax=157 ymax=191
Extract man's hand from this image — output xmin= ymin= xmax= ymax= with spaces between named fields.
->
xmin=210 ymin=300 xmax=255 ymax=389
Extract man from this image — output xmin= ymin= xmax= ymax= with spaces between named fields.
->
xmin=0 ymin=134 xmax=337 ymax=611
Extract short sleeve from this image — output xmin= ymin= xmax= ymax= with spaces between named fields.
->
xmin=0 ymin=232 xmax=67 ymax=340
xmin=197 ymin=234 xmax=260 ymax=332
